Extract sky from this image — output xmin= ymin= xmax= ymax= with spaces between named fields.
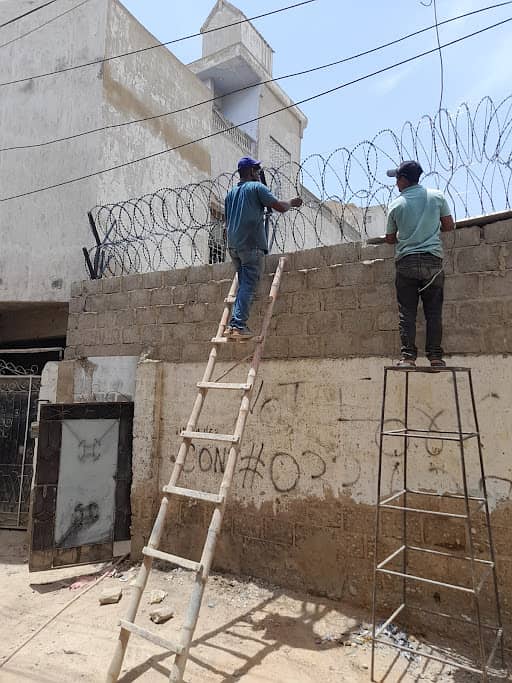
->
xmin=121 ymin=0 xmax=512 ymax=160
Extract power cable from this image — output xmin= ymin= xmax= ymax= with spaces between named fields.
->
xmin=2 ymin=0 xmax=510 ymax=154
xmin=0 ymin=0 xmax=317 ymax=88
xmin=0 ymin=0 xmax=91 ymax=50
xmin=0 ymin=0 xmax=60 ymax=30
xmin=1 ymin=13 xmax=511 ymax=203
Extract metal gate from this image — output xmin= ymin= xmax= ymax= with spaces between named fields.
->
xmin=0 ymin=364 xmax=41 ymax=529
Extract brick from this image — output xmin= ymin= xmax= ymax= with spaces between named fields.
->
xmin=482 ymin=326 xmax=512 ymax=353
xmin=182 ymin=341 xmax=211 ymax=362
xmin=162 ymin=323 xmax=195 ymax=343
xmin=135 ymin=307 xmax=157 ymax=326
xmin=484 ymin=218 xmax=512 ymax=244
xmin=340 ymin=308 xmax=376 ymax=334
xmin=66 ymin=329 xmax=80 ymax=346
xmin=423 ymin=516 xmax=467 ymax=551
xmin=140 ymin=325 xmax=162 ymax=344
xmin=82 ymin=279 xmax=102 ymax=295
xmin=325 ymin=241 xmax=360 ymax=265
xmin=64 ymin=347 xmax=77 ymax=360
xmin=307 ymin=311 xmax=341 ymax=335
xmin=129 ymin=289 xmax=151 ymax=307
xmin=67 ymin=313 xmax=79 ymax=330
xmin=263 ymin=253 xmax=281 ymax=274
xmin=197 ymin=281 xmax=220 ymax=302
xmin=360 ymin=242 xmax=395 ymax=261
xmin=192 ymin=321 xmax=217 ymax=341
xmin=102 ymin=277 xmax=121 ymax=294
xmin=279 ymin=270 xmax=305 ymax=293
xmin=163 ymin=267 xmax=189 ymax=286
xmin=369 ymin=258 xmax=395 ymax=284
xmin=276 ymin=314 xmax=307 ymax=336
xmin=261 ymin=335 xmax=289 ymax=358
xmin=451 ymin=225 xmax=481 ymax=247
xmin=187 ymin=264 xmax=212 ymax=284
xmin=104 ymin=292 xmax=127 ymax=311
xmin=359 ymin=284 xmax=395 ymax=308
xmin=78 ymin=329 xmax=99 ymax=346
xmin=322 ymin=286 xmax=358 ymax=310
xmin=150 ymin=287 xmax=173 ymax=306
xmin=122 ymin=273 xmax=143 ymax=291
xmin=291 ymin=291 xmax=321 ymax=313
xmin=481 ymin=270 xmax=512 ymax=297
xmin=305 ymin=267 xmax=336 ymax=289
xmin=184 ymin=303 xmax=206 ymax=323
xmin=77 ymin=312 xmax=97 ymax=330
xmin=203 ymin=302 xmax=225 ymax=322
xmin=172 ymin=284 xmax=194 ymax=305
xmin=456 ymin=245 xmax=500 ymax=272
xmin=102 ymin=328 xmax=121 ymax=345
xmin=263 ymin=518 xmax=293 ymax=545
xmin=68 ymin=297 xmax=85 ymax=314
xmin=84 ymin=294 xmax=104 ymax=312
xmin=211 ymin=262 xmax=234 ymax=280
xmin=70 ymin=281 xmax=83 ymax=298
xmin=444 ymin=274 xmax=480 ymax=300
xmin=115 ymin=309 xmax=136 ymax=327
xmin=443 ymin=328 xmax=483 ymax=354
xmin=500 ymin=244 xmax=512 ymax=269
xmin=458 ymin=300 xmax=503 ymax=328
xmin=293 ymin=248 xmax=327 ymax=270
xmin=158 ymin=342 xmax=183 ymax=362
xmin=142 ymin=271 xmax=163 ymax=289
xmin=289 ymin=335 xmax=323 ymax=358
xmin=334 ymin=261 xmax=374 ymax=287
xmin=122 ymin=326 xmax=140 ymax=344
xmin=323 ymin=333 xmax=359 ymax=357
xmin=157 ymin=305 xmax=183 ymax=324
xmin=376 ymin=308 xmax=398 ymax=331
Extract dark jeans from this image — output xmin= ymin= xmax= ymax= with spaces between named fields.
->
xmin=228 ymin=247 xmax=264 ymax=329
xmin=395 ymin=253 xmax=444 ymax=360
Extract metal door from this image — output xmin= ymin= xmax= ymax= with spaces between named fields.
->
xmin=0 ymin=368 xmax=40 ymax=529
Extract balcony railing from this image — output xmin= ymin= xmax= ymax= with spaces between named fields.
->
xmin=213 ymin=108 xmax=256 ymax=156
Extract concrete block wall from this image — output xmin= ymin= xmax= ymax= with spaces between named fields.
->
xmin=64 ymin=216 xmax=512 ymax=645
xmin=65 ymin=217 xmax=512 ymax=363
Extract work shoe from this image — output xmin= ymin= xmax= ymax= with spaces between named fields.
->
xmin=230 ymin=326 xmax=253 ymax=340
xmin=396 ymin=357 xmax=416 ymax=368
xmin=430 ymin=358 xmax=446 ymax=368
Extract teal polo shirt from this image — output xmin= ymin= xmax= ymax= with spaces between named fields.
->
xmin=386 ymin=184 xmax=451 ymax=260
xmin=225 ymin=181 xmax=277 ymax=253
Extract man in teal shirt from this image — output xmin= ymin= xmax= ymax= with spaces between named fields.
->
xmin=385 ymin=161 xmax=454 ymax=367
xmin=224 ymin=157 xmax=302 ymax=339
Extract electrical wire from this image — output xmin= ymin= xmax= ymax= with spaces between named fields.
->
xmin=1 ymin=13 xmax=511 ymax=203
xmin=0 ymin=0 xmax=317 ymax=88
xmin=0 ymin=0 xmax=60 ymax=30
xmin=0 ymin=0 xmax=91 ymax=51
xmin=2 ymin=0 xmax=510 ymax=154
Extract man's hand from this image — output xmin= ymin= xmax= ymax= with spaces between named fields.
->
xmin=385 ymin=232 xmax=398 ymax=244
xmin=271 ymin=197 xmax=303 ymax=213
xmin=290 ymin=197 xmax=303 ymax=208
xmin=440 ymin=215 xmax=454 ymax=232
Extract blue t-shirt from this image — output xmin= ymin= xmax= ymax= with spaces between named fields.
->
xmin=225 ymin=181 xmax=278 ymax=253
xmin=386 ymin=185 xmax=451 ymax=260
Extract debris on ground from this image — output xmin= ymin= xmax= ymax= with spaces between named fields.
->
xmin=148 ymin=589 xmax=167 ymax=604
xmin=376 ymin=623 xmax=420 ymax=661
xmin=149 ymin=607 xmax=175 ymax=624
xmin=99 ymin=587 xmax=122 ymax=605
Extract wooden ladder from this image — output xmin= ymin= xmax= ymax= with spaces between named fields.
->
xmin=106 ymin=256 xmax=287 ymax=683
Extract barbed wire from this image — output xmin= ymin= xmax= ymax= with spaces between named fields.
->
xmin=84 ymin=95 xmax=512 ymax=278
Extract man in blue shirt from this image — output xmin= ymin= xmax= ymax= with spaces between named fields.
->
xmin=385 ymin=161 xmax=454 ymax=368
xmin=224 ymin=156 xmax=302 ymax=339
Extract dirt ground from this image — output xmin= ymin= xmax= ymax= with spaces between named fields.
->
xmin=0 ymin=531 xmax=508 ymax=683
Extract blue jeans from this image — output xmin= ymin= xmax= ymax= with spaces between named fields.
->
xmin=228 ymin=247 xmax=264 ymax=329
xmin=395 ymin=253 xmax=444 ymax=360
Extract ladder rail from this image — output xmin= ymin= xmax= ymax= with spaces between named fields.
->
xmin=170 ymin=257 xmax=287 ymax=682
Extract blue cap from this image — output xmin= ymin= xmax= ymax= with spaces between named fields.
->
xmin=237 ymin=156 xmax=261 ymax=170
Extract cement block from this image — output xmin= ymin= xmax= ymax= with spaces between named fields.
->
xmin=122 ymin=327 xmax=140 ymax=344
xmin=102 ymin=277 xmax=121 ymax=294
xmin=157 ymin=305 xmax=183 ymax=324
xmin=163 ymin=267 xmax=189 ymax=286
xmin=444 ymin=274 xmax=480 ymax=300
xmin=334 ymin=261 xmax=374 ymax=287
xmin=68 ymin=297 xmax=85 ymax=314
xmin=453 ymin=225 xmax=481 ymax=247
xmin=261 ymin=335 xmax=289 ymax=358
xmin=456 ymin=245 xmax=500 ymax=272
xmin=187 ymin=264 xmax=212 ymax=284
xmin=358 ymin=284 xmax=395 ymax=308
xmin=150 ymin=287 xmax=173 ymax=306
xmin=115 ymin=309 xmax=136 ymax=327
xmin=292 ymin=248 xmax=327 ymax=270
xmin=129 ymin=289 xmax=151 ymax=308
xmin=306 ymin=266 xmax=336 ymax=290
xmin=197 ymin=281 xmax=220 ymax=302
xmin=279 ymin=270 xmax=305 ymax=293
xmin=289 ymin=335 xmax=323 ymax=358
xmin=322 ymin=286 xmax=358 ymax=310
xmin=99 ymin=587 xmax=122 ymax=605
xmin=122 ymin=273 xmax=143 ymax=291
xmin=172 ymin=284 xmax=193 ymax=305
xmin=135 ymin=307 xmax=157 ymax=326
xmin=140 ymin=325 xmax=162 ymax=344
xmin=481 ymin=270 xmax=512 ymax=297
xmin=78 ymin=312 xmax=97 ymax=330
xmin=484 ymin=218 xmax=512 ymax=243
xmin=70 ymin=281 xmax=83 ymax=298
xmin=102 ymin=328 xmax=121 ymax=345
xmin=325 ymin=241 xmax=360 ymax=265
xmin=184 ymin=303 xmax=206 ymax=323
xmin=291 ymin=291 xmax=321 ymax=313
xmin=82 ymin=279 xmax=103 ymax=295
xmin=142 ymin=271 xmax=163 ymax=289
xmin=276 ymin=314 xmax=307 ymax=336
xmin=108 ymin=292 xmax=130 ymax=310
xmin=307 ymin=311 xmax=341 ymax=335
xmin=458 ymin=300 xmax=503 ymax=328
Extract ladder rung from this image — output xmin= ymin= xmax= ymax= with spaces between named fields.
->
xmin=120 ymin=619 xmax=183 ymax=654
xmin=224 ymin=296 xmax=236 ymax=303
xmin=163 ymin=484 xmax=223 ymax=504
xmin=197 ymin=381 xmax=251 ymax=390
xmin=143 ymin=546 xmax=202 ymax=573
xmin=211 ymin=336 xmax=263 ymax=344
xmin=181 ymin=430 xmax=239 ymax=443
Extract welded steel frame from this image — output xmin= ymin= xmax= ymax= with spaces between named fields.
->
xmin=371 ymin=366 xmax=505 ymax=683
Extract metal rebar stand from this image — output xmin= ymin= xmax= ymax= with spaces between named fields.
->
xmin=371 ymin=366 xmax=505 ymax=682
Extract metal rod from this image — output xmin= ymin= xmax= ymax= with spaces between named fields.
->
xmin=407 ymin=544 xmax=493 ymax=565
xmin=377 ymin=545 xmax=405 ymax=570
xmin=373 ymin=637 xmax=483 ymax=675
xmin=16 ymin=376 xmax=32 ymax=527
xmin=374 ymin=602 xmax=406 ymax=638
xmin=452 ymin=369 xmax=488 ymax=680
xmin=402 ymin=371 xmax=409 ymax=612
xmin=485 ymin=628 xmax=504 ymax=669
xmin=380 ymin=504 xmax=467 ymax=518
xmin=379 ymin=489 xmax=405 ymax=505
xmin=406 ymin=488 xmax=485 ymax=502
xmin=376 ymin=567 xmax=474 ymax=593
xmin=382 ymin=429 xmax=478 ymax=441
xmin=371 ymin=367 xmax=389 ymax=683
xmin=405 ymin=603 xmax=501 ymax=631
xmin=468 ymin=369 xmax=505 ymax=668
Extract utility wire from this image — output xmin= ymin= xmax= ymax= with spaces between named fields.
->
xmin=2 ymin=0 xmax=510 ymax=154
xmin=0 ymin=0 xmax=60 ymax=30
xmin=0 ymin=0 xmax=317 ymax=88
xmin=0 ymin=0 xmax=91 ymax=50
xmin=1 ymin=13 xmax=511 ymax=203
